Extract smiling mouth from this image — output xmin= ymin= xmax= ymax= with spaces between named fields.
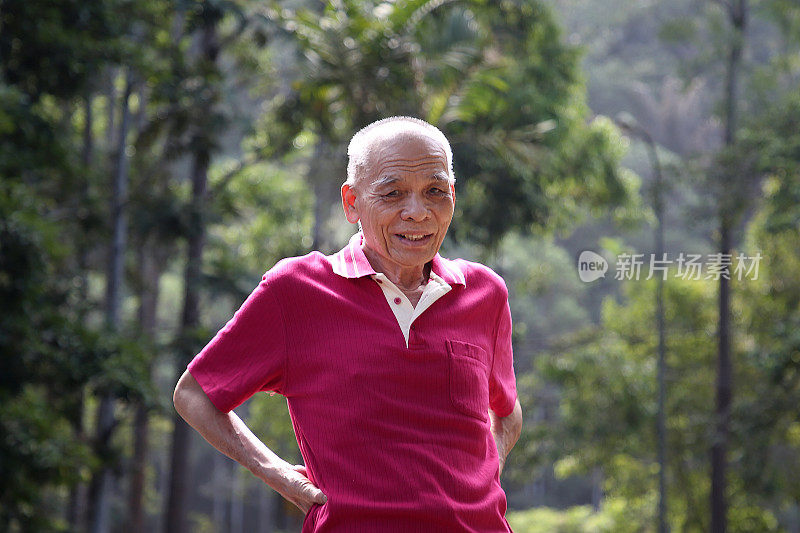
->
xmin=396 ymin=233 xmax=433 ymax=243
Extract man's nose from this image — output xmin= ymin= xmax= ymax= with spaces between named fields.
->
xmin=401 ymin=193 xmax=430 ymax=221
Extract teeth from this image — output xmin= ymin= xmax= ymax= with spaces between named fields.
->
xmin=401 ymin=234 xmax=426 ymax=241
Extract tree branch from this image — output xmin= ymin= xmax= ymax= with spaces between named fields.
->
xmin=209 ymin=151 xmax=269 ymax=197
xmin=710 ymin=0 xmax=734 ymax=19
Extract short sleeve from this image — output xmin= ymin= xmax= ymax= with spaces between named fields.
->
xmin=489 ymin=295 xmax=517 ymax=418
xmin=187 ymin=271 xmax=286 ymax=412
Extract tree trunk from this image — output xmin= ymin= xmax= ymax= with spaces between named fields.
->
xmin=310 ymin=141 xmax=331 ymax=252
xmin=711 ymin=224 xmax=732 ymax=533
xmin=163 ymin=151 xmax=210 ymax=533
xmin=309 ymin=140 xmax=345 ymax=253
xmin=105 ymin=68 xmax=117 ymax=152
xmin=711 ymin=2 xmax=746 ymax=532
xmin=648 ymin=136 xmax=668 ymax=533
xmin=67 ymin=89 xmax=95 ymax=532
xmin=231 ymin=463 xmax=244 ymax=533
xmin=82 ymin=90 xmax=94 ymax=168
xmin=125 ymin=239 xmax=164 ymax=533
xmin=213 ymin=452 xmax=226 ymax=530
xmin=66 ymin=389 xmax=87 ymax=531
xmin=163 ymin=22 xmax=219 ymax=533
xmin=258 ymin=488 xmax=274 ymax=533
xmin=88 ymin=69 xmax=135 ymax=533
xmin=127 ymin=404 xmax=150 ymax=533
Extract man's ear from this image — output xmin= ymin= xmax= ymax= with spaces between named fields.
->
xmin=341 ymin=183 xmax=360 ymax=224
xmin=450 ymin=181 xmax=456 ymax=202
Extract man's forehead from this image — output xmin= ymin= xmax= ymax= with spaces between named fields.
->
xmin=367 ymin=130 xmax=447 ymax=167
xmin=362 ymin=143 xmax=448 ymax=189
xmin=371 ymin=172 xmax=451 ymax=188
xmin=347 ymin=118 xmax=455 ymax=188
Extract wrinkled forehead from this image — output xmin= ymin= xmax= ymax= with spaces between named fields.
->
xmin=361 ymin=128 xmax=449 ymax=182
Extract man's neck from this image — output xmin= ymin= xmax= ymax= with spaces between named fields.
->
xmin=362 ymin=248 xmax=431 ymax=293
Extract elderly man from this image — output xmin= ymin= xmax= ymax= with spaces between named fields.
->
xmin=173 ymin=116 xmax=523 ymax=532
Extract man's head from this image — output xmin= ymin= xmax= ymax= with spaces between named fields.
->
xmin=342 ymin=117 xmax=456 ymax=276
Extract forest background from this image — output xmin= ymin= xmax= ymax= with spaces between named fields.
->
xmin=2 ymin=0 xmax=800 ymax=532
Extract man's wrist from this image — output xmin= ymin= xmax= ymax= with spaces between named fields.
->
xmin=252 ymin=456 xmax=288 ymax=487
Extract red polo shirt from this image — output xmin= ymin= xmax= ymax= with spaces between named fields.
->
xmin=188 ymin=232 xmax=517 ymax=532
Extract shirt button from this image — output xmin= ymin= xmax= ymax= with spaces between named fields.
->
xmin=393 ymin=297 xmax=402 ymax=304
xmin=376 ymin=279 xmax=383 ymax=284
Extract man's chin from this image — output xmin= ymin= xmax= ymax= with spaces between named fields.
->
xmin=389 ymin=250 xmax=437 ymax=268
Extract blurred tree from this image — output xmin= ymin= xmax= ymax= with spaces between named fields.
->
xmin=731 ymin=79 xmax=800 ymax=529
xmin=735 ymin=215 xmax=800 ymax=531
xmin=472 ymin=232 xmax=597 ymax=508
xmin=258 ymin=0 xmax=427 ymax=252
xmin=706 ymin=2 xmax=749 ymax=529
xmin=261 ymin=0 xmax=634 ymax=254
xmin=0 ymin=0 xmax=128 ymax=530
xmin=540 ymin=272 xmax=784 ymax=532
xmin=159 ymin=1 xmax=268 ymax=531
xmin=88 ymin=67 xmax=136 ymax=533
xmin=0 ymin=188 xmax=105 ymax=530
xmin=163 ymin=15 xmax=224 ymax=533
xmin=439 ymin=1 xmax=632 ymax=251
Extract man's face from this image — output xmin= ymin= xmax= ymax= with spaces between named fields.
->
xmin=342 ymin=131 xmax=455 ymax=273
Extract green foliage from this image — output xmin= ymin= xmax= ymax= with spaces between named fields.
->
xmin=0 ymin=386 xmax=95 ymax=531
xmin=741 ymin=88 xmax=800 ymax=233
xmin=538 ymin=274 xmax=718 ymax=530
xmin=3 ymin=0 xmax=799 ymax=529
xmin=440 ymin=2 xmax=634 ymax=247
xmin=247 ymin=393 xmax=301 ymax=465
xmin=267 ymin=0 xmax=425 ymax=141
xmin=0 ymin=0 xmax=189 ymax=525
xmin=0 ymin=188 xmax=102 ymax=528
xmin=732 ymin=214 xmax=800 ymax=518
xmin=495 ymin=233 xmax=592 ymax=355
xmin=0 ymin=85 xmax=69 ymax=185
xmin=508 ymin=497 xmax=781 ymax=533
xmin=0 ymin=0 xmax=126 ymax=100
xmin=507 ymin=497 xmax=666 ymax=533
xmin=206 ymin=160 xmax=314 ymax=298
xmin=507 ymin=505 xmax=614 ymax=533
xmin=535 ymin=227 xmax=800 ymax=529
xmin=263 ymin=0 xmax=633 ymax=249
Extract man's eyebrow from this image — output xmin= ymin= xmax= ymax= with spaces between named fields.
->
xmin=372 ymin=173 xmax=451 ymax=188
xmin=372 ymin=175 xmax=399 ymax=188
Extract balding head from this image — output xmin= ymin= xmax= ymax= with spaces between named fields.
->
xmin=346 ymin=116 xmax=455 ymax=187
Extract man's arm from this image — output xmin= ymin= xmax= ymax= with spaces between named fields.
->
xmin=173 ymin=370 xmax=327 ymax=513
xmin=489 ymin=398 xmax=523 ymax=476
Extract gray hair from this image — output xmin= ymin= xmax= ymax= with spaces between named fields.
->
xmin=345 ymin=116 xmax=455 ymax=186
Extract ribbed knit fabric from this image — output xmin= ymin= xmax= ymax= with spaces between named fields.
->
xmin=188 ymin=232 xmax=517 ymax=532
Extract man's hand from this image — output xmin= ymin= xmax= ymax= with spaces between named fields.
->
xmin=272 ymin=464 xmax=328 ymax=514
xmin=173 ymin=371 xmax=327 ymax=515
xmin=489 ymin=398 xmax=523 ymax=476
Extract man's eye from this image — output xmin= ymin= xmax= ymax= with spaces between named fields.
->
xmin=383 ymin=190 xmax=399 ymax=198
xmin=429 ymin=188 xmax=446 ymax=195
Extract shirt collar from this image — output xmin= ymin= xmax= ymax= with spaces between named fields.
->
xmin=329 ymin=231 xmax=466 ymax=287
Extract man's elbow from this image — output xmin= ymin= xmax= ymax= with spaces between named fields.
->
xmin=173 ymin=382 xmax=188 ymax=419
xmin=173 ymin=370 xmax=198 ymax=419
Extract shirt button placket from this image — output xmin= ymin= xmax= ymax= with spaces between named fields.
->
xmin=408 ymin=323 xmax=423 ymax=349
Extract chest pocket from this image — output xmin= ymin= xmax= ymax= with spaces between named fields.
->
xmin=447 ymin=340 xmax=490 ymax=422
